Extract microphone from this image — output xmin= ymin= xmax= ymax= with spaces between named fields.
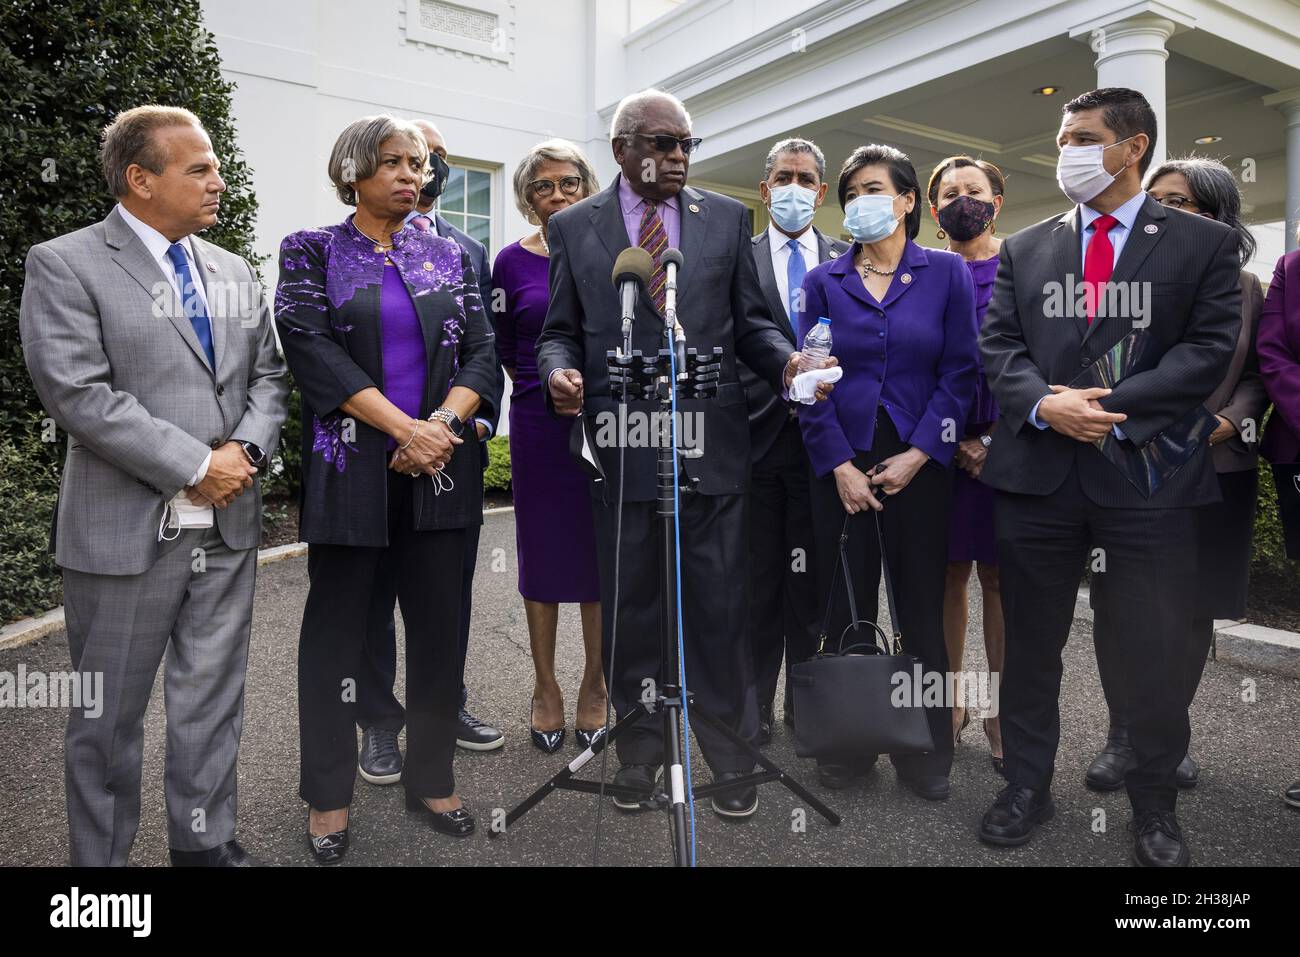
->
xmin=660 ymin=248 xmax=686 ymax=381
xmin=611 ymin=248 xmax=654 ymax=355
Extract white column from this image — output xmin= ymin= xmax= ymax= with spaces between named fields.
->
xmin=1090 ymin=15 xmax=1177 ymax=171
xmin=1279 ymin=100 xmax=1300 ymax=252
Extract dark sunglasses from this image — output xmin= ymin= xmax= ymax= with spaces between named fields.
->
xmin=627 ymin=132 xmax=703 ymax=156
xmin=528 ymin=176 xmax=583 ymax=197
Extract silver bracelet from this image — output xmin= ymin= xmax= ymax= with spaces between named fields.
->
xmin=428 ymin=406 xmax=464 ymax=437
xmin=399 ymin=421 xmax=421 ymax=450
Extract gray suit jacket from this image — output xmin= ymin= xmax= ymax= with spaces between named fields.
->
xmin=20 ymin=207 xmax=289 ymax=575
xmin=742 ymin=227 xmax=849 ymax=463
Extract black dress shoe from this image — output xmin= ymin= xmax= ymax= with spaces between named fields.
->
xmin=405 ymin=793 xmax=476 ymax=837
xmin=456 ymin=707 xmax=504 ymax=751
xmin=711 ymin=770 xmax=759 ymax=819
xmin=1175 ymin=752 xmax=1199 ymax=789
xmin=1284 ymin=779 xmax=1300 ymax=808
xmin=529 ymin=705 xmax=565 ymax=754
xmin=895 ymin=767 xmax=951 ymax=801
xmin=612 ymin=763 xmax=660 ymax=811
xmin=358 ymin=726 xmax=403 ymax=785
xmin=170 ymin=840 xmax=264 ymax=867
xmin=574 ymin=725 xmax=607 ymax=750
xmin=756 ymin=702 xmax=773 ymax=747
xmin=307 ymin=829 xmax=349 ymax=865
xmin=1085 ymin=723 xmax=1134 ymax=791
xmin=816 ymin=754 xmax=878 ymax=789
xmin=1130 ymin=810 xmax=1190 ymax=867
xmin=978 ymin=784 xmax=1054 ymax=847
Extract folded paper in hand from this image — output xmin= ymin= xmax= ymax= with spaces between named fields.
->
xmin=790 ymin=365 xmax=843 ymax=405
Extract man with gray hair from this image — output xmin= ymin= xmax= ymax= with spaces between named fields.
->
xmin=20 ymin=104 xmax=288 ymax=866
xmin=741 ymin=137 xmax=849 ymax=755
xmin=538 ymin=88 xmax=833 ymax=819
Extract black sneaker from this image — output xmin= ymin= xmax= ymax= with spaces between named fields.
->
xmin=456 ymin=707 xmax=504 ymax=751
xmin=359 ymin=727 xmax=403 ymax=785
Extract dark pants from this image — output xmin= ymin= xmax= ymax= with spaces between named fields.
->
xmin=808 ymin=413 xmax=955 ymax=776
xmin=299 ymin=472 xmax=466 ymax=809
xmin=996 ymin=470 xmax=1197 ymax=812
xmin=356 ymin=521 xmax=480 ymax=731
xmin=592 ymin=492 xmax=759 ymax=774
xmin=747 ymin=418 xmax=819 ymax=720
xmin=1095 ymin=614 xmax=1213 ymax=729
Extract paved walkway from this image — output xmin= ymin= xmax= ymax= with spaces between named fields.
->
xmin=2 ymin=510 xmax=1298 ymax=866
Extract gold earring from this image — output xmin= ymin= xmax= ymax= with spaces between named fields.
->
xmin=936 ymin=228 xmax=946 ymax=240
xmin=990 ymin=222 xmax=996 ymax=235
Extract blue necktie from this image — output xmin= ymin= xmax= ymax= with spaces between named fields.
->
xmin=785 ymin=237 xmax=806 ymax=326
xmin=165 ymin=242 xmax=215 ymax=369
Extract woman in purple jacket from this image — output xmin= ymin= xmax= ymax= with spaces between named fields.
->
xmin=1258 ymin=239 xmax=1300 ymax=809
xmin=797 ymin=144 xmax=979 ymax=799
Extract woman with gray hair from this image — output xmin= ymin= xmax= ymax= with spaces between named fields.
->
xmin=276 ymin=114 xmax=499 ymax=861
xmin=494 ymin=139 xmax=607 ymax=753
xmin=1085 ymin=156 xmax=1270 ymax=793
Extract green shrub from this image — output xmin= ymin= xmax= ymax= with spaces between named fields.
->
xmin=1253 ymin=458 xmax=1300 ymax=583
xmin=483 ymin=434 xmax=512 ymax=493
xmin=0 ymin=0 xmax=263 ymax=622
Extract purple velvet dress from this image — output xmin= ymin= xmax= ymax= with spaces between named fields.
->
xmin=495 ymin=241 xmax=601 ymax=602
xmin=947 ymin=254 xmax=1000 ymax=565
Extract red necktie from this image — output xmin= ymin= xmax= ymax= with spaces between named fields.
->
xmin=410 ymin=215 xmax=433 ymax=232
xmin=638 ymin=201 xmax=668 ymax=313
xmin=1083 ymin=213 xmax=1118 ymax=325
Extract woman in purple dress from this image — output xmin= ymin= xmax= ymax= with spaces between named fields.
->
xmin=496 ymin=140 xmax=606 ymax=753
xmin=927 ymin=156 xmax=1006 ymax=774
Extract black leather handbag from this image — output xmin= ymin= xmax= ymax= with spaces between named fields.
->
xmin=789 ymin=510 xmax=936 ymax=759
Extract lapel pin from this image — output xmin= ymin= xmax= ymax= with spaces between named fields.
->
xmin=828 ymin=250 xmax=839 ymax=258
xmin=688 ymin=203 xmax=700 ymax=214
xmin=423 ymin=261 xmax=434 ymax=271
xmin=900 ymin=273 xmax=912 ymax=284
xmin=205 ymin=261 xmax=217 ymax=273
xmin=1144 ymin=224 xmax=1158 ymax=234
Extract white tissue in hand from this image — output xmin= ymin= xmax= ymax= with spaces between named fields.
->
xmin=790 ymin=365 xmax=843 ymax=404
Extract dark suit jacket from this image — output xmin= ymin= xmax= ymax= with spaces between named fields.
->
xmin=741 ymin=227 xmax=849 ymax=463
xmin=1260 ymin=249 xmax=1300 ymax=465
xmin=434 ymin=213 xmax=502 ymax=469
xmin=979 ymin=195 xmax=1241 ymax=509
xmin=535 ymin=174 xmax=792 ymax=501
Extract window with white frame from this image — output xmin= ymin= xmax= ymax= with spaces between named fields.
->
xmin=438 ymin=163 xmax=493 ymax=255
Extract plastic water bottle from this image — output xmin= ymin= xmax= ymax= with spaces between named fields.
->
xmin=798 ymin=317 xmax=833 ymax=374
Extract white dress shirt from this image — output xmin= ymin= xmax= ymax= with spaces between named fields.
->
xmin=768 ymin=223 xmax=819 ymax=324
xmin=115 ymin=204 xmax=214 ymax=505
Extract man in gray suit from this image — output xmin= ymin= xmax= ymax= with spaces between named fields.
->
xmin=741 ymin=138 xmax=848 ymax=751
xmin=20 ymin=105 xmax=289 ymax=867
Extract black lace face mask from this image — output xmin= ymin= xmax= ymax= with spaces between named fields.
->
xmin=938 ymin=194 xmax=995 ymax=242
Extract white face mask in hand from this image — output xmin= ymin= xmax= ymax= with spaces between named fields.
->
xmin=1056 ymin=136 xmax=1134 ymax=205
xmin=157 ymin=491 xmax=214 ymax=542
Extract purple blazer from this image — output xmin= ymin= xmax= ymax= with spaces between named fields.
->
xmin=1260 ymin=249 xmax=1300 ymax=465
xmin=795 ymin=240 xmax=979 ymax=476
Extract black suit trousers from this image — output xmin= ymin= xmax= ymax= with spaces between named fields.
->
xmin=747 ymin=417 xmax=819 ymax=717
xmin=592 ymin=492 xmax=759 ymax=774
xmin=995 ymin=471 xmax=1197 ymax=812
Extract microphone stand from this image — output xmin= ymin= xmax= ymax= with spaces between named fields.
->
xmin=491 ymin=257 xmax=839 ymax=865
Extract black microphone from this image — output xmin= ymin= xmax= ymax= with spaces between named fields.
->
xmin=611 ymin=247 xmax=654 ymax=354
xmin=660 ymin=248 xmax=686 ymax=379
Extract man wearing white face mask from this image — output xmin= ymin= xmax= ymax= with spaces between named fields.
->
xmin=741 ymin=138 xmax=850 ymax=745
xmin=977 ymin=88 xmax=1240 ymax=866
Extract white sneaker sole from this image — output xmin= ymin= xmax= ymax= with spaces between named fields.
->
xmin=710 ymin=795 xmax=759 ymax=818
xmin=613 ymin=767 xmax=662 ymax=811
xmin=358 ymin=766 xmax=401 ymax=785
xmin=456 ymin=735 xmax=505 ymax=752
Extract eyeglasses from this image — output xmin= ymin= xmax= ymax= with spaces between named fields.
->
xmin=1152 ymin=194 xmax=1197 ymax=211
xmin=625 ymin=132 xmax=703 ymax=156
xmin=528 ymin=176 xmax=583 ymax=197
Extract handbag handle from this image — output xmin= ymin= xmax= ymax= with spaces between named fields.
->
xmin=815 ymin=506 xmax=902 ymax=657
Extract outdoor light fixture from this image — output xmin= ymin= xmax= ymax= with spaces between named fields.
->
xmin=1194 ymin=134 xmax=1222 ymax=144
xmin=1033 ymin=86 xmax=1060 ymax=95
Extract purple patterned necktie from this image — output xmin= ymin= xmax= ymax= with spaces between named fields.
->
xmin=638 ymin=201 xmax=668 ymax=312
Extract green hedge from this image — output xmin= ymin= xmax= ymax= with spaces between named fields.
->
xmin=484 ymin=434 xmax=511 ymax=493
xmin=0 ymin=0 xmax=264 ymax=622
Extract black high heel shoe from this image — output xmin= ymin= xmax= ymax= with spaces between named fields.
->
xmin=530 ymin=704 xmax=565 ymax=754
xmin=404 ymin=792 xmax=475 ymax=837
xmin=307 ymin=810 xmax=349 ymax=865
xmin=574 ymin=725 xmax=607 ymax=750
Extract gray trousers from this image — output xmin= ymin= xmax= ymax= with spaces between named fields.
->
xmin=62 ymin=525 xmax=256 ymax=866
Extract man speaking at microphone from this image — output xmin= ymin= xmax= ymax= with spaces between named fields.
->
xmin=537 ymin=88 xmax=832 ymax=819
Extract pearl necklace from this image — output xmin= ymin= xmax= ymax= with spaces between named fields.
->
xmin=537 ymin=227 xmax=549 ymax=255
xmin=859 ymin=256 xmax=897 ymax=278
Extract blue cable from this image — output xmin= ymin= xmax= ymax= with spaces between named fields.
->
xmin=667 ymin=342 xmax=698 ymax=866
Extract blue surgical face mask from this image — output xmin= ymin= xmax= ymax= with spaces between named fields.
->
xmin=767 ymin=183 xmax=818 ymax=233
xmin=843 ymin=193 xmax=901 ymax=243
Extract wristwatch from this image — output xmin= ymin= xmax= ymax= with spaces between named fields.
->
xmin=237 ymin=441 xmax=267 ymax=467
xmin=979 ymin=434 xmax=993 ymax=449
xmin=428 ymin=407 xmax=464 ymax=437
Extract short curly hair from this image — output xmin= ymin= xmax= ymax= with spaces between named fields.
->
xmin=512 ymin=139 xmax=600 ymax=224
xmin=327 ymin=114 xmax=428 ymax=206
